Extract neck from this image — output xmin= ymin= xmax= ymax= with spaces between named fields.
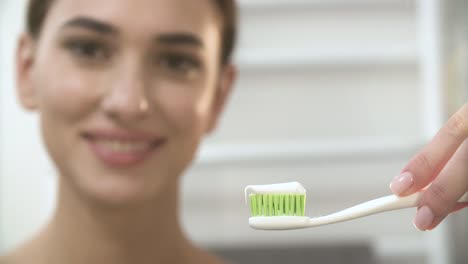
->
xmin=41 ymin=178 xmax=192 ymax=264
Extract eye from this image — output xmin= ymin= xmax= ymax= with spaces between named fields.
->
xmin=155 ymin=52 xmax=202 ymax=76
xmin=63 ymin=39 xmax=111 ymax=62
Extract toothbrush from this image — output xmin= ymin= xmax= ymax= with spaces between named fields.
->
xmin=244 ymin=182 xmax=468 ymax=230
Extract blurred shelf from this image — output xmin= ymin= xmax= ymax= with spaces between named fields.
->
xmin=234 ymin=48 xmax=418 ymax=71
xmin=239 ymin=0 xmax=416 ymax=10
xmin=196 ymin=138 xmax=423 ymax=165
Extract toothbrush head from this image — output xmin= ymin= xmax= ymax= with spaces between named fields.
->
xmin=244 ymin=182 xmax=308 ymax=230
xmin=248 ymin=193 xmax=306 ymax=217
xmin=245 ymin=182 xmax=307 ymax=217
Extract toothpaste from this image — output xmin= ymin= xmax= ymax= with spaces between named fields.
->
xmin=244 ymin=182 xmax=306 ymax=203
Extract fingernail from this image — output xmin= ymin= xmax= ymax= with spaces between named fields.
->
xmin=413 ymin=206 xmax=435 ymax=231
xmin=389 ymin=171 xmax=414 ymax=195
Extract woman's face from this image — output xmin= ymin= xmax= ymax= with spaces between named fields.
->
xmin=16 ymin=0 xmax=234 ymax=205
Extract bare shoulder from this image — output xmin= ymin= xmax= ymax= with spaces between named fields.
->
xmin=195 ymin=253 xmax=229 ymax=264
xmin=0 ymin=238 xmax=43 ymax=264
xmin=0 ymin=252 xmax=16 ymax=264
xmin=0 ymin=249 xmax=26 ymax=264
xmin=188 ymin=246 xmax=231 ymax=264
xmin=0 ymin=250 xmax=44 ymax=264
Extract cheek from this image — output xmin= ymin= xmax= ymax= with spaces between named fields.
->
xmin=155 ymin=82 xmax=214 ymax=135
xmin=33 ymin=65 xmax=102 ymax=168
xmin=35 ymin=66 xmax=101 ymax=122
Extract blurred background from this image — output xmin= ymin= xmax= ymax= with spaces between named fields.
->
xmin=0 ymin=0 xmax=467 ymax=263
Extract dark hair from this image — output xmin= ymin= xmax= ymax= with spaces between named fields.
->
xmin=26 ymin=0 xmax=237 ymax=64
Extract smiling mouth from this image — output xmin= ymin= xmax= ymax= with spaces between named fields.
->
xmin=82 ymin=131 xmax=167 ymax=168
xmin=94 ymin=139 xmax=156 ymax=153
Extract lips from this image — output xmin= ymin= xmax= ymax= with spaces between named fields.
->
xmin=82 ymin=130 xmax=166 ymax=168
xmin=94 ymin=139 xmax=155 ymax=153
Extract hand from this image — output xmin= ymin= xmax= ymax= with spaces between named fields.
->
xmin=389 ymin=103 xmax=468 ymax=231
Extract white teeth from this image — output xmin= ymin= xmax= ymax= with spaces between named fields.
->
xmin=96 ymin=140 xmax=152 ymax=153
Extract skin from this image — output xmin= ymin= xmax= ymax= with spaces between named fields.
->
xmin=390 ymin=103 xmax=468 ymax=231
xmin=1 ymin=0 xmax=235 ymax=263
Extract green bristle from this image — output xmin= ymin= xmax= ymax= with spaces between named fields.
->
xmin=295 ymin=194 xmax=301 ymax=216
xmin=249 ymin=193 xmax=306 ymax=217
xmin=256 ymin=194 xmax=262 ymax=215
xmin=288 ymin=194 xmax=296 ymax=215
xmin=279 ymin=195 xmax=284 ymax=215
xmin=268 ymin=194 xmax=273 ymax=216
xmin=273 ymin=195 xmax=280 ymax=216
xmin=301 ymin=195 xmax=306 ymax=216
xmin=251 ymin=194 xmax=257 ymax=216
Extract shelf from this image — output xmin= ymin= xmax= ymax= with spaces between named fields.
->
xmin=238 ymin=0 xmax=415 ymax=10
xmin=195 ymin=138 xmax=423 ymax=165
xmin=235 ymin=50 xmax=418 ymax=71
xmin=234 ymin=48 xmax=418 ymax=70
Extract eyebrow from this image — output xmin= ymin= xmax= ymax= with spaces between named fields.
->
xmin=155 ymin=33 xmax=204 ymax=48
xmin=61 ymin=16 xmax=117 ymax=35
xmin=60 ymin=16 xmax=204 ymax=48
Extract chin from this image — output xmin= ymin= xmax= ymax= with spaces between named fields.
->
xmin=71 ymin=168 xmax=171 ymax=208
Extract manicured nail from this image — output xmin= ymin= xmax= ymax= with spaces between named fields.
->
xmin=413 ymin=206 xmax=434 ymax=231
xmin=389 ymin=171 xmax=414 ymax=195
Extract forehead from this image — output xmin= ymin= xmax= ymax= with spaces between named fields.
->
xmin=43 ymin=0 xmax=221 ymax=38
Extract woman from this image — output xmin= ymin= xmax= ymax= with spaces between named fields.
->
xmin=1 ymin=0 xmax=237 ymax=263
xmin=1 ymin=0 xmax=467 ymax=262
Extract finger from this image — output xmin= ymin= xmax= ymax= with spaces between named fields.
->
xmin=413 ymin=140 xmax=468 ymax=231
xmin=451 ymin=202 xmax=468 ymax=213
xmin=390 ymin=103 xmax=468 ymax=196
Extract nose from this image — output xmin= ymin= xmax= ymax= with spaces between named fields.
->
xmin=101 ymin=63 xmax=150 ymax=122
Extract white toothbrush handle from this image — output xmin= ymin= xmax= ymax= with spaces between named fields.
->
xmin=305 ymin=191 xmax=468 ymax=227
xmin=362 ymin=191 xmax=468 ymax=213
